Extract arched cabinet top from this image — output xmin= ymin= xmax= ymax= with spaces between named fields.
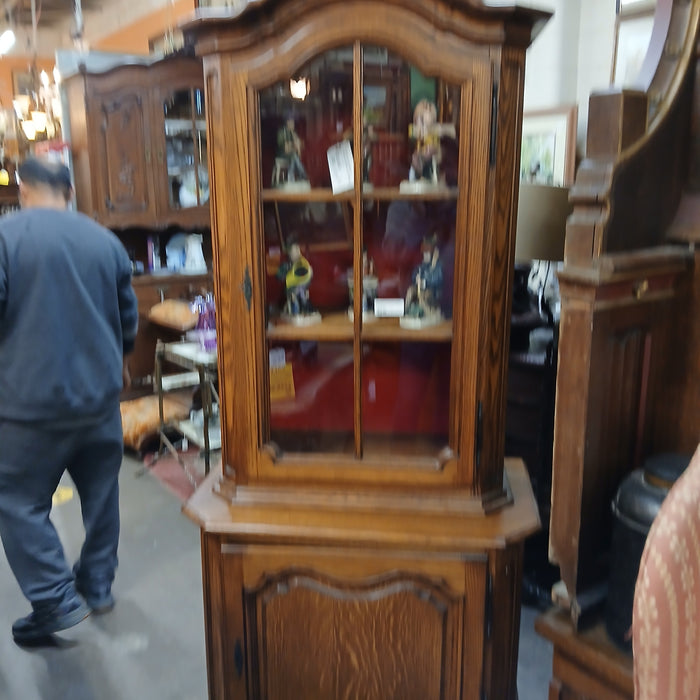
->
xmin=181 ymin=0 xmax=551 ymax=58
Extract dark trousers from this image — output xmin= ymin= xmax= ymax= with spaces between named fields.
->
xmin=0 ymin=405 xmax=123 ymax=609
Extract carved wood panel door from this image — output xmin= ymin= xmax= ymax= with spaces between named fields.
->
xmin=88 ymin=86 xmax=158 ymax=228
xmin=218 ymin=543 xmax=487 ymax=699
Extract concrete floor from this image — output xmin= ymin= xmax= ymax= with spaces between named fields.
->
xmin=0 ymin=454 xmax=552 ymax=699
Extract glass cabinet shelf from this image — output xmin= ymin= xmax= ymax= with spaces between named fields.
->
xmin=261 ymin=188 xmax=354 ymax=202
xmin=266 ymin=315 xmax=453 ymax=342
xmin=261 ymin=187 xmax=459 ymax=202
xmin=164 ymin=117 xmax=207 ymax=136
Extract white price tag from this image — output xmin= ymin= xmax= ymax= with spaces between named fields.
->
xmin=374 ymin=298 xmax=405 ymax=318
xmin=326 ymin=141 xmax=354 ymax=194
xmin=269 ymin=347 xmax=286 ymax=369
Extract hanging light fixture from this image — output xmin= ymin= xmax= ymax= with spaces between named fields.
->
xmin=12 ymin=0 xmax=62 ymax=143
xmin=290 ymin=77 xmax=310 ymax=101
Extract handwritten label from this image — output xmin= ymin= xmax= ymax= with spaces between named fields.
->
xmin=269 ymin=347 xmax=295 ymax=401
xmin=270 ymin=364 xmax=295 ymax=402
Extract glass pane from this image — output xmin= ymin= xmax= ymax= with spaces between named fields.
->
xmin=361 ymin=342 xmax=451 ymax=457
xmin=362 ymin=197 xmax=457 ymax=327
xmin=164 ymin=88 xmax=208 ymax=209
xmin=260 ymin=47 xmax=354 ymax=190
xmin=269 ymin=341 xmax=354 ymax=454
xmin=359 ymin=48 xmax=460 ymax=459
xmin=360 ymin=196 xmax=457 ymax=459
xmin=361 ymin=47 xmax=460 ymax=190
xmin=264 ymin=201 xmax=353 ymax=325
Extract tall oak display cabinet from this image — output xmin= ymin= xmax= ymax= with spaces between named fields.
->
xmin=182 ymin=2 xmax=547 ymax=698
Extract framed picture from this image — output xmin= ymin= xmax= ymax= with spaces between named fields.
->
xmin=520 ymin=105 xmax=577 ymax=187
xmin=363 ymin=82 xmax=392 ymax=129
xmin=612 ymin=4 xmax=656 ymax=88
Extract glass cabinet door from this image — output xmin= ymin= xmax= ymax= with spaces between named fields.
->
xmin=163 ymin=87 xmax=208 ymax=210
xmin=260 ymin=45 xmax=459 ymax=466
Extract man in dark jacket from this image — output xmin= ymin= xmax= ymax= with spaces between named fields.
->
xmin=0 ymin=156 xmax=138 ymax=643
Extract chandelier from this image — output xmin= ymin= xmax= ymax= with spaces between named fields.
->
xmin=12 ymin=66 xmax=61 ymax=142
xmin=10 ymin=0 xmax=62 ymax=143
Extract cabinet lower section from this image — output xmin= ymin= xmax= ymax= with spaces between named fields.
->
xmin=535 ymin=608 xmax=633 ymax=700
xmin=185 ymin=460 xmax=539 ymax=699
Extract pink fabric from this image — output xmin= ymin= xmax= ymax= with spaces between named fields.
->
xmin=633 ymin=443 xmax=700 ymax=699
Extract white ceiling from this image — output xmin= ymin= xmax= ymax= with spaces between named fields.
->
xmin=5 ymin=0 xmax=178 ymax=58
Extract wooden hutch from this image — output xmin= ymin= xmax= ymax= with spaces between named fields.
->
xmin=181 ymin=1 xmax=547 ymax=697
xmin=536 ymin=0 xmax=699 ymax=696
xmin=64 ymin=54 xmax=213 ymax=388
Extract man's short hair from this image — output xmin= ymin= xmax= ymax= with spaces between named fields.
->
xmin=17 ymin=156 xmax=72 ymax=196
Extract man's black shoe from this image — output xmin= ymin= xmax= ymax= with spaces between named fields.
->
xmin=12 ymin=598 xmax=91 ymax=643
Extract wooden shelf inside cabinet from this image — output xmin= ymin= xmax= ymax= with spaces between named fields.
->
xmin=266 ymin=314 xmax=453 ymax=342
xmin=363 ymin=186 xmax=459 ymax=201
xmin=260 ymin=187 xmax=459 ymax=203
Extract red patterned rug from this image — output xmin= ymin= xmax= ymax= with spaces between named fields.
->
xmin=140 ymin=447 xmax=213 ymax=502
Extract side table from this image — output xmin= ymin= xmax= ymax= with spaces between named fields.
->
xmin=155 ymin=340 xmax=220 ymax=474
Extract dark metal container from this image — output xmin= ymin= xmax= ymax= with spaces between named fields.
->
xmin=605 ymin=453 xmax=690 ymax=652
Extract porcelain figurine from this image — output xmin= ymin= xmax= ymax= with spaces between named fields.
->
xmin=399 ymin=100 xmax=456 ymax=194
xmin=276 ymin=241 xmax=321 ymax=325
xmin=276 ymin=116 xmax=309 ymax=186
xmin=347 ymin=249 xmax=378 ymax=321
xmin=400 ymin=234 xmax=444 ymax=329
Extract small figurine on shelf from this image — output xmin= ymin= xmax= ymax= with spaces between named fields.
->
xmin=410 ymin=99 xmax=440 ymax=183
xmin=400 ymin=234 xmax=444 ymax=329
xmin=347 ymin=248 xmax=378 ymax=321
xmin=275 ymin=115 xmax=310 ymax=189
xmin=342 ymin=109 xmax=377 ymax=186
xmin=399 ymin=99 xmax=456 ymax=194
xmin=276 ymin=240 xmax=321 ymax=326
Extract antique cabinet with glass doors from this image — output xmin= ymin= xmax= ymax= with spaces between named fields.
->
xmin=65 ymin=55 xmax=209 ymax=230
xmin=183 ymin=2 xmax=547 ymax=698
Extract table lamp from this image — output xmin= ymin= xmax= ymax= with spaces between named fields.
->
xmin=511 ymin=183 xmax=571 ymax=349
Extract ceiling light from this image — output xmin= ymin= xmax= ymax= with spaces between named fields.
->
xmin=0 ymin=29 xmax=15 ymax=56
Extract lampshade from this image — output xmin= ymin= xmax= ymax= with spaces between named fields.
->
xmin=515 ymin=183 xmax=572 ymax=263
xmin=31 ymin=110 xmax=47 ymax=133
xmin=20 ymin=119 xmax=36 ymax=140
